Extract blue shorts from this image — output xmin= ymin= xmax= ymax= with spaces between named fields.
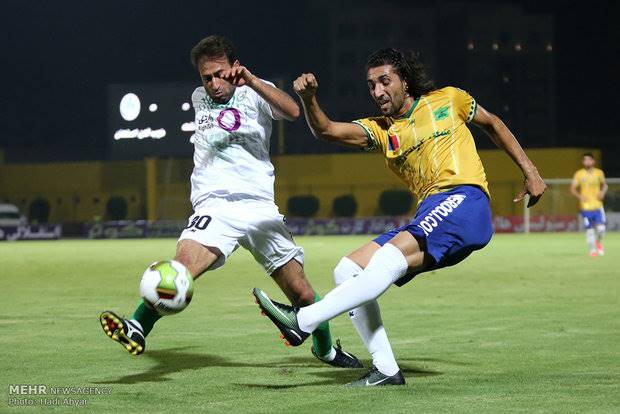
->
xmin=581 ymin=208 xmax=606 ymax=229
xmin=374 ymin=185 xmax=493 ymax=286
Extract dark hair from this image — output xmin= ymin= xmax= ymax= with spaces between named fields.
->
xmin=365 ymin=48 xmax=435 ymax=97
xmin=190 ymin=35 xmax=237 ymax=69
xmin=582 ymin=153 xmax=594 ymax=158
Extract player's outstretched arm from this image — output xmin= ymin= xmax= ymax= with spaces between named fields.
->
xmin=472 ymin=104 xmax=547 ymax=207
xmin=293 ymin=73 xmax=369 ymax=149
xmin=220 ymin=64 xmax=300 ymax=121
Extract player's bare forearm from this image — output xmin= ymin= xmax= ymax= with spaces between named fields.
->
xmin=472 ymin=104 xmax=546 ymax=206
xmin=220 ymin=65 xmax=299 ymax=121
xmin=300 ymin=95 xmax=334 ymax=140
xmin=474 ymin=109 xmax=536 ymax=174
xmin=300 ymin=96 xmax=368 ymax=148
xmin=294 ymin=73 xmax=368 ymax=148
xmin=599 ymin=182 xmax=608 ymax=200
xmin=570 ymin=184 xmax=583 ymax=201
xmin=601 ymin=182 xmax=608 ymax=194
xmin=248 ymin=77 xmax=300 ymax=121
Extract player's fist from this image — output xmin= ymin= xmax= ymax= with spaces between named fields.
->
xmin=293 ymin=73 xmax=318 ymax=99
xmin=220 ymin=64 xmax=255 ymax=86
xmin=514 ymin=171 xmax=547 ymax=208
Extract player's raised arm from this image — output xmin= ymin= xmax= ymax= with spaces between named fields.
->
xmin=293 ymin=73 xmax=369 ymax=149
xmin=471 ymin=104 xmax=547 ymax=207
xmin=220 ymin=64 xmax=300 ymax=121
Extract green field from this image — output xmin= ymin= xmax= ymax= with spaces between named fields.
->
xmin=1 ymin=234 xmax=619 ymax=413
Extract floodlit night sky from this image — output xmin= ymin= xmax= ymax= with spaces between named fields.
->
xmin=0 ymin=0 xmax=617 ymax=161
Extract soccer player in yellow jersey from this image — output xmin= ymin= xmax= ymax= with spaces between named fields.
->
xmin=570 ymin=153 xmax=608 ymax=256
xmin=253 ymin=48 xmax=547 ymax=386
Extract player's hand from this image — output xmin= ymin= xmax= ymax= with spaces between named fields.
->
xmin=293 ymin=73 xmax=318 ymax=100
xmin=514 ymin=171 xmax=547 ymax=207
xmin=220 ymin=65 xmax=255 ymax=87
xmin=597 ymin=192 xmax=605 ymax=201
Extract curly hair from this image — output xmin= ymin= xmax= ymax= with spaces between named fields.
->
xmin=190 ymin=35 xmax=237 ymax=69
xmin=365 ymin=48 xmax=435 ymax=97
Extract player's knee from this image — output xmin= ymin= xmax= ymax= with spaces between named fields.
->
xmin=333 ymin=257 xmax=362 ymax=286
xmin=173 ymin=250 xmax=193 ymax=272
xmin=596 ymin=224 xmax=606 ymax=233
xmin=174 ymin=241 xmax=220 ymax=278
xmin=174 ymin=240 xmax=194 ymax=262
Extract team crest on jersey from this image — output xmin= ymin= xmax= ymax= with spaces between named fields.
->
xmin=433 ymin=106 xmax=449 ymax=121
xmin=217 ymin=108 xmax=241 ymax=132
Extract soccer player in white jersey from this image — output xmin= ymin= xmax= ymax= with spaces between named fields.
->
xmin=99 ymin=36 xmax=361 ymax=369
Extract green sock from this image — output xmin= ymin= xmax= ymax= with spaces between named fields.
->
xmin=311 ymin=292 xmax=334 ymax=357
xmin=131 ymin=299 xmax=162 ymax=336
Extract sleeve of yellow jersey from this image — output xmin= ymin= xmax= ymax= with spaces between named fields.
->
xmin=351 ymin=117 xmax=387 ymax=153
xmin=446 ymin=87 xmax=477 ymax=123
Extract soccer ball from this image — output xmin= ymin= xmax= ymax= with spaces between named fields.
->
xmin=140 ymin=260 xmax=194 ymax=315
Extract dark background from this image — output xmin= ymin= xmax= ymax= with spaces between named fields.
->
xmin=1 ymin=0 xmax=618 ymax=171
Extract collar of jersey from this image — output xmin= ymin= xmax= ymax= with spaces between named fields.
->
xmin=392 ymin=96 xmax=419 ymax=120
xmin=206 ymin=87 xmax=239 ymax=108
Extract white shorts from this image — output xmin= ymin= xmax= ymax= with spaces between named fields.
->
xmin=178 ymin=197 xmax=304 ymax=274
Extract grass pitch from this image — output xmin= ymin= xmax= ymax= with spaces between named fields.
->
xmin=1 ymin=233 xmax=619 ymax=413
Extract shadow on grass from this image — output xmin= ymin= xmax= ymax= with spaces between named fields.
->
xmin=399 ymin=356 xmax=474 ymax=367
xmin=93 ymin=346 xmax=444 ymax=387
xmin=235 ymin=361 xmax=442 ymax=389
xmin=94 ymin=346 xmax=277 ymax=384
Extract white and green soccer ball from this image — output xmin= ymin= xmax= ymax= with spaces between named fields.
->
xmin=140 ymin=260 xmax=194 ymax=315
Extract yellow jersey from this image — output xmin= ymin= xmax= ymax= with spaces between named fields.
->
xmin=353 ymin=86 xmax=489 ymax=204
xmin=572 ymin=168 xmax=605 ymax=211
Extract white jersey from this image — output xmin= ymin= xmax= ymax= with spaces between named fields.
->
xmin=189 ymin=81 xmax=279 ymax=210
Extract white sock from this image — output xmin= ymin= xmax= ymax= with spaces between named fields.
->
xmin=128 ymin=319 xmax=144 ymax=334
xmin=595 ymin=224 xmax=605 ymax=242
xmin=333 ymin=257 xmax=400 ymax=376
xmin=351 ymin=301 xmax=400 ymax=376
xmin=586 ymin=228 xmax=596 ymax=252
xmin=322 ymin=347 xmax=337 ymax=361
xmin=297 ymin=243 xmax=408 ymax=334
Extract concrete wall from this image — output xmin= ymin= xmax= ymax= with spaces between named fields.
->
xmin=0 ymin=148 xmax=600 ymax=222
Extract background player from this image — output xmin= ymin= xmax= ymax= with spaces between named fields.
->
xmin=99 ymin=35 xmax=361 ymax=369
xmin=253 ymin=48 xmax=546 ymax=386
xmin=570 ymin=153 xmax=607 ymax=256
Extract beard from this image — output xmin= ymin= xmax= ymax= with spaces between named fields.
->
xmin=377 ymin=100 xmax=401 ymax=116
xmin=376 ymin=93 xmax=407 ymax=117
